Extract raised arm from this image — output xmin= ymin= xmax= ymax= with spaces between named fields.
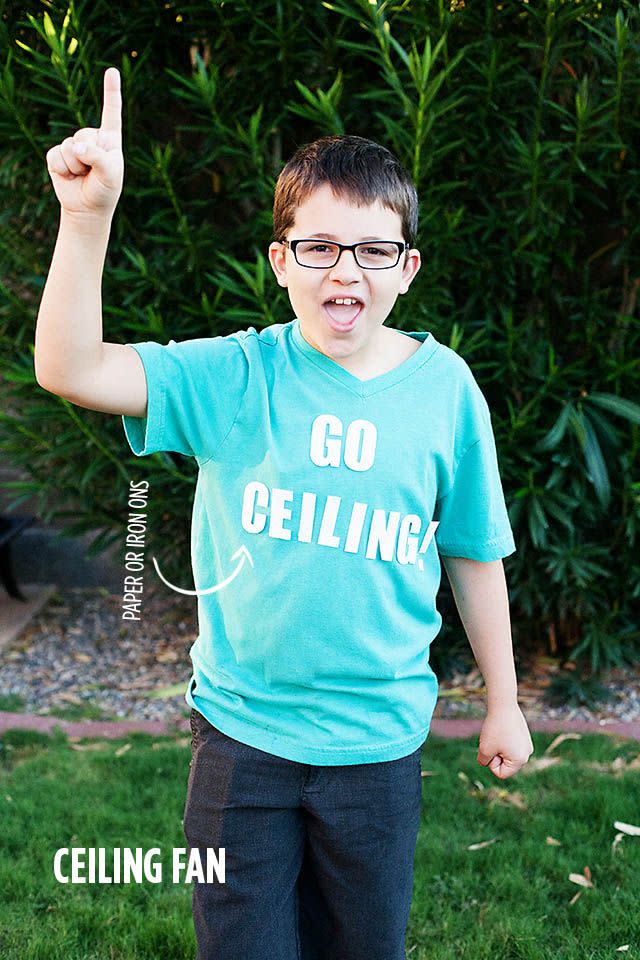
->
xmin=34 ymin=66 xmax=147 ymax=417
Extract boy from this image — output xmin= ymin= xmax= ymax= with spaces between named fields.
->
xmin=37 ymin=68 xmax=533 ymax=960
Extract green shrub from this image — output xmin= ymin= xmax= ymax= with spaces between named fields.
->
xmin=1 ymin=0 xmax=639 ymax=699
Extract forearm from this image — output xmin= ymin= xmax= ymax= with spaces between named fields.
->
xmin=34 ymin=209 xmax=111 ymax=392
xmin=441 ymin=556 xmax=518 ymax=710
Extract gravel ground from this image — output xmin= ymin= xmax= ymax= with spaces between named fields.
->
xmin=1 ymin=586 xmax=639 ymax=730
xmin=0 ymin=586 xmax=194 ymax=730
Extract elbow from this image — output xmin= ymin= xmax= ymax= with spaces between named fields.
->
xmin=33 ymin=357 xmax=49 ymax=391
xmin=34 ymin=366 xmax=66 ymax=399
xmin=34 ymin=366 xmax=54 ymax=394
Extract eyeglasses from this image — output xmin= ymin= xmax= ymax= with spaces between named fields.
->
xmin=280 ymin=238 xmax=409 ymax=270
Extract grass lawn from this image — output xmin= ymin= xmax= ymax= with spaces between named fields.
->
xmin=0 ymin=727 xmax=638 ymax=959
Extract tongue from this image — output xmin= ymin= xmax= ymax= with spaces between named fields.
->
xmin=324 ymin=301 xmax=361 ymax=324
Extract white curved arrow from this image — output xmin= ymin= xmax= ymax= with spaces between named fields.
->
xmin=151 ymin=545 xmax=254 ymax=596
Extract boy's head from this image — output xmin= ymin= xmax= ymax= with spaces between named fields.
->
xmin=268 ymin=135 xmax=421 ymax=367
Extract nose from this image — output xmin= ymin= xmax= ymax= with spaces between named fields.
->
xmin=328 ymin=247 xmax=363 ymax=280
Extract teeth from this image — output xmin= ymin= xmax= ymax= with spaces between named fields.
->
xmin=328 ymin=298 xmax=359 ymax=305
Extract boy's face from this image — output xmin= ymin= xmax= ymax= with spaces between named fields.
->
xmin=268 ymin=183 xmax=421 ymax=366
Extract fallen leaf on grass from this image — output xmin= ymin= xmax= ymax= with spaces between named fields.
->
xmin=611 ymin=756 xmax=633 ymax=773
xmin=568 ymin=869 xmax=593 ymax=888
xmin=471 ymin=786 xmax=528 ymax=810
xmin=114 ymin=743 xmax=131 ymax=757
xmin=152 ymin=738 xmax=190 ymax=749
xmin=544 ymin=733 xmax=582 ymax=755
xmin=613 ymin=820 xmax=640 ymax=836
xmin=616 ymin=945 xmax=630 ymax=952
xmin=519 ymin=756 xmax=563 ymax=774
xmin=546 ymin=836 xmax=562 ymax=846
xmin=467 ymin=838 xmax=499 ymax=851
xmin=585 ymin=757 xmax=639 ymax=775
xmin=69 ymin=743 xmax=109 ymax=752
xmin=612 ymin=833 xmax=625 ymax=854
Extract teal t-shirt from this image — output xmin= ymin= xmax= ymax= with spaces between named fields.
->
xmin=122 ymin=318 xmax=516 ymax=764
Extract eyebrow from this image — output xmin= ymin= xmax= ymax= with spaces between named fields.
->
xmin=307 ymin=232 xmax=387 ymax=242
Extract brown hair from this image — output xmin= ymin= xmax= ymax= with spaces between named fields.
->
xmin=272 ymin=135 xmax=418 ymax=253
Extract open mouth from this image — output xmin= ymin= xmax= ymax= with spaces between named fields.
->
xmin=322 ymin=296 xmax=365 ymax=330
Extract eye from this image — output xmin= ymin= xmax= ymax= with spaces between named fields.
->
xmin=310 ymin=244 xmax=330 ymax=252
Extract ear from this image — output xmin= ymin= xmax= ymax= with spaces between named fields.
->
xmin=398 ymin=249 xmax=421 ymax=295
xmin=268 ymin=242 xmax=288 ymax=288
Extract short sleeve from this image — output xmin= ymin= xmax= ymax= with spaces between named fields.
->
xmin=121 ymin=336 xmax=248 ymax=463
xmin=433 ymin=426 xmax=516 ymax=563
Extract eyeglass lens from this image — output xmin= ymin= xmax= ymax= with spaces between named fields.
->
xmin=295 ymin=241 xmax=400 ymax=269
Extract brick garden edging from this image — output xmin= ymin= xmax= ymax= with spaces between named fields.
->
xmin=0 ymin=711 xmax=171 ymax=738
xmin=1 ymin=711 xmax=640 ymax=742
xmin=431 ymin=717 xmax=640 ymax=742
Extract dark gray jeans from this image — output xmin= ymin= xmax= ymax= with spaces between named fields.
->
xmin=183 ymin=707 xmax=424 ymax=960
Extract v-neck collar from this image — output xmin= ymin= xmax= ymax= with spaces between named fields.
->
xmin=290 ymin=317 xmax=439 ymax=398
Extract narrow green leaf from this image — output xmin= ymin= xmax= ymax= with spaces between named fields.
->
xmin=588 ymin=392 xmax=640 ymax=425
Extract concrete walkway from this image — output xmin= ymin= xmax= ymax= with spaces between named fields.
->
xmin=1 ymin=711 xmax=639 ymax=741
xmin=0 ymin=584 xmax=58 ymax=653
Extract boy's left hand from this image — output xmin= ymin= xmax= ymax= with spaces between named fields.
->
xmin=477 ymin=703 xmax=534 ymax=779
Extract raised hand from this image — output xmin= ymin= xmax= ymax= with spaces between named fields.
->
xmin=46 ymin=67 xmax=124 ymax=220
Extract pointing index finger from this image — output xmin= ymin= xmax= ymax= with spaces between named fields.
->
xmin=100 ymin=67 xmax=122 ymax=144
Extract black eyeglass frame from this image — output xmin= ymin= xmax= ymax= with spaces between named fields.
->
xmin=279 ymin=238 xmax=410 ymax=270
